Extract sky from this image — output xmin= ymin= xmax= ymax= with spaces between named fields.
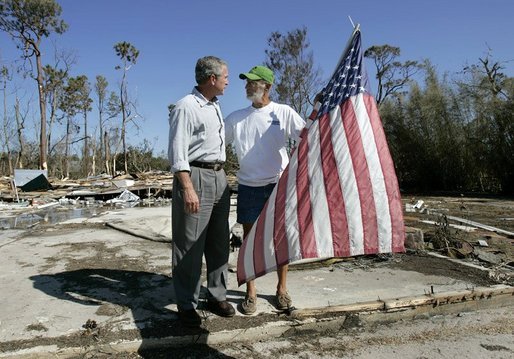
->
xmin=2 ymin=0 xmax=513 ymax=156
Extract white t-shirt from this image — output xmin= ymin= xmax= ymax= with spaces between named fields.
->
xmin=225 ymin=101 xmax=306 ymax=187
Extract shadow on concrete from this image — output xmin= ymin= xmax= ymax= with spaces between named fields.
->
xmin=30 ymin=269 xmax=235 ymax=358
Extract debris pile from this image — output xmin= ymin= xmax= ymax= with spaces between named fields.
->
xmin=0 ymin=171 xmax=239 ymax=230
xmin=0 ymin=171 xmax=174 ymax=230
xmin=403 ymin=196 xmax=514 ymax=284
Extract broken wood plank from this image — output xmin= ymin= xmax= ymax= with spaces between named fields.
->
xmin=445 ymin=214 xmax=514 ymax=237
xmin=292 ymin=300 xmax=385 ymax=317
xmin=292 ymin=285 xmax=514 ymax=318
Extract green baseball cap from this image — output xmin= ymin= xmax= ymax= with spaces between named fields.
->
xmin=239 ymin=65 xmax=274 ymax=84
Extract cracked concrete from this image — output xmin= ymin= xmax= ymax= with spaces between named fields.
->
xmin=0 ymin=202 xmax=512 ymax=358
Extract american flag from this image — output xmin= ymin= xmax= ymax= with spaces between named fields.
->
xmin=237 ymin=27 xmax=405 ymax=286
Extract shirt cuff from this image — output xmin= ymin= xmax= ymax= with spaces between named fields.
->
xmin=171 ymin=160 xmax=190 ymax=173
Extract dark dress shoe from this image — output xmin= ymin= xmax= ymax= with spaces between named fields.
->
xmin=207 ymin=300 xmax=235 ymax=317
xmin=178 ymin=309 xmax=201 ymax=327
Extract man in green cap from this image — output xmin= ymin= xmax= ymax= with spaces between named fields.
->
xmin=225 ymin=65 xmax=305 ymax=315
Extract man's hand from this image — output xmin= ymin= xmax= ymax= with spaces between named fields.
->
xmin=175 ymin=171 xmax=200 ymax=214
xmin=182 ymin=187 xmax=199 ymax=214
xmin=314 ymin=91 xmax=324 ymax=104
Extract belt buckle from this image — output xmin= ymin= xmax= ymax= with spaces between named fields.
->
xmin=213 ymin=163 xmax=222 ymax=171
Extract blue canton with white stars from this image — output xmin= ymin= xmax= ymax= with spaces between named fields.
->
xmin=317 ymin=30 xmax=371 ymax=119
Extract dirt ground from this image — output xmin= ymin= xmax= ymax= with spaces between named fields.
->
xmin=9 ymin=250 xmax=508 ymax=359
xmin=1 ymin=194 xmax=513 ymax=358
xmin=23 ymin=194 xmax=514 ymax=284
xmin=137 ymin=306 xmax=514 ymax=359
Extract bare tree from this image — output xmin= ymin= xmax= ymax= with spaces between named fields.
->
xmin=94 ymin=75 xmax=108 ymax=172
xmin=43 ymin=65 xmax=68 ymax=159
xmin=1 ymin=65 xmax=14 ymax=174
xmin=113 ymin=41 xmax=139 ymax=174
xmin=59 ymin=76 xmax=83 ymax=178
xmin=458 ymin=52 xmax=514 ymax=194
xmin=14 ymin=96 xmax=28 ymax=169
xmin=0 ymin=0 xmax=68 ymax=169
xmin=461 ymin=48 xmax=511 ymax=101
xmin=264 ymin=27 xmax=322 ymax=119
xmin=104 ymin=91 xmax=121 ymax=175
xmin=43 ymin=45 xmax=75 ymax=165
xmin=74 ymin=75 xmax=92 ymax=177
xmin=364 ymin=44 xmax=421 ymax=105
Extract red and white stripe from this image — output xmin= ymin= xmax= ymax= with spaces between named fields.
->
xmin=237 ymin=92 xmax=405 ymax=285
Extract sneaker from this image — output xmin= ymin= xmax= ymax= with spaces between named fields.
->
xmin=275 ymin=292 xmax=292 ymax=310
xmin=241 ymin=295 xmax=257 ymax=315
xmin=207 ymin=300 xmax=235 ymax=317
xmin=178 ymin=308 xmax=201 ymax=327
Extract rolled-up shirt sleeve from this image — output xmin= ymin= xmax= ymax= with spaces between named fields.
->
xmin=168 ymin=106 xmax=192 ymax=173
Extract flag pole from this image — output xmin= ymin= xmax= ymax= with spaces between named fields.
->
xmin=348 ymin=16 xmax=355 ymax=28
xmin=329 ymin=20 xmax=360 ymax=82
xmin=309 ymin=20 xmax=361 ymax=121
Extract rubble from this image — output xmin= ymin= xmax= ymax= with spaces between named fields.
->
xmin=0 ymin=172 xmax=174 ymax=230
xmin=403 ymin=196 xmax=514 ymax=283
xmin=1 ymin=173 xmax=513 ymax=279
xmin=0 ymin=179 xmax=513 ymax=357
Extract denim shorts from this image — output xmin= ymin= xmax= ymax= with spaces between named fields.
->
xmin=237 ymin=183 xmax=276 ymax=224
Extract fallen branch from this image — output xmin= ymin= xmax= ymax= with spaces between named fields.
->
xmin=105 ymin=222 xmax=171 ymax=243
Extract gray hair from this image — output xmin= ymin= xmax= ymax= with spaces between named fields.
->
xmin=195 ymin=56 xmax=227 ymax=84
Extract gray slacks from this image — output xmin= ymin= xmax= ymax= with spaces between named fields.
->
xmin=172 ymin=167 xmax=230 ymax=310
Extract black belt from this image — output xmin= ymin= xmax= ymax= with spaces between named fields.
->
xmin=190 ymin=161 xmax=224 ymax=171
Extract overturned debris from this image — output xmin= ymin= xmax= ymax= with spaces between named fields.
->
xmin=14 ymin=169 xmax=52 ymax=192
xmin=403 ymin=197 xmax=514 ymax=279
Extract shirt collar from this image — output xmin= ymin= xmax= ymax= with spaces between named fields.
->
xmin=192 ymin=87 xmax=219 ymax=107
